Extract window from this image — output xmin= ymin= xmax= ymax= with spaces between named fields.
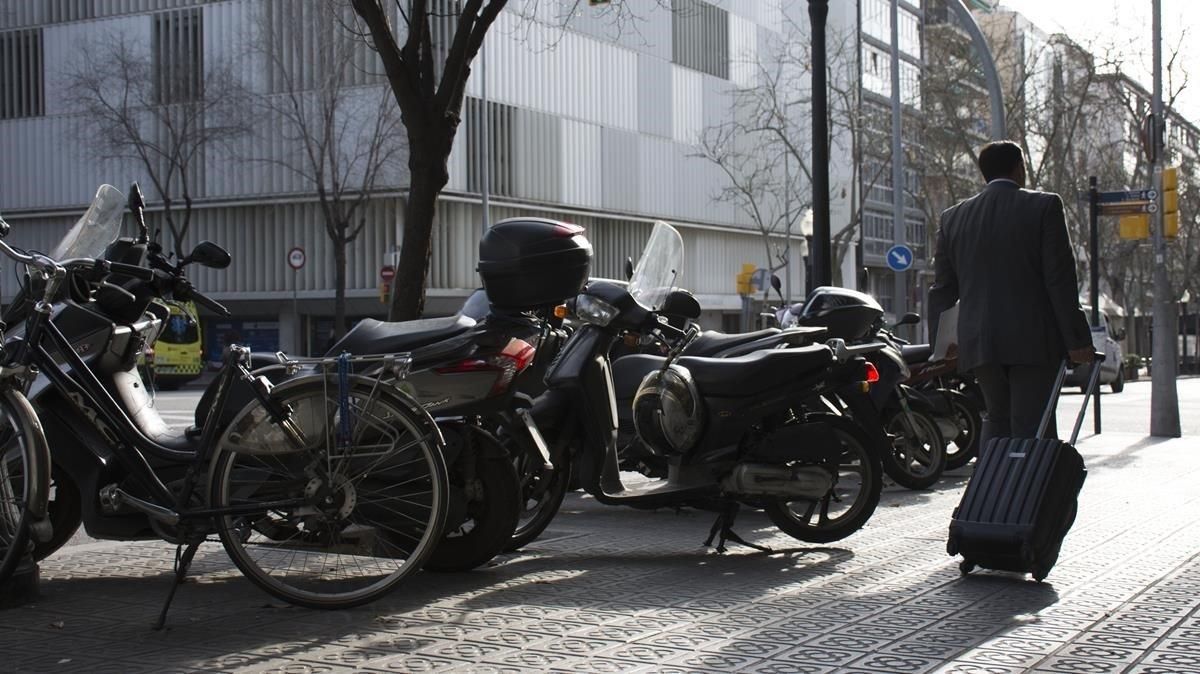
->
xmin=672 ymin=0 xmax=729 ymax=79
xmin=0 ymin=28 xmax=44 ymax=120
xmin=152 ymin=9 xmax=203 ymax=104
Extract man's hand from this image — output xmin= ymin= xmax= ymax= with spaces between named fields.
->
xmin=1069 ymin=347 xmax=1095 ymax=365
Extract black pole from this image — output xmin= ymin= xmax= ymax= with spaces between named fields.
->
xmin=1089 ymin=176 xmax=1101 ymax=434
xmin=809 ymin=0 xmax=831 ymax=288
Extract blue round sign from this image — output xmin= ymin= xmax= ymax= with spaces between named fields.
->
xmin=886 ymin=244 xmax=914 ymax=272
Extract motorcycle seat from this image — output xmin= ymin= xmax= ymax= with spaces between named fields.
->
xmin=329 ymin=315 xmax=476 ymax=355
xmin=678 ymin=345 xmax=834 ymax=397
xmin=901 ymin=344 xmax=933 ymax=365
xmin=682 ymin=328 xmax=782 ymax=357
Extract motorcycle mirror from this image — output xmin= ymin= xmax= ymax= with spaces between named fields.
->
xmin=624 ymin=256 xmax=635 ymax=281
xmin=183 ymin=241 xmax=232 ymax=269
xmin=770 ymin=275 xmax=782 ymax=292
xmin=661 ymin=289 xmax=701 ymax=320
xmin=896 ymin=312 xmax=921 ymax=327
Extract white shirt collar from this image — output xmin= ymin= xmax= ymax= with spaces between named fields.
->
xmin=988 ymin=178 xmax=1019 ymax=187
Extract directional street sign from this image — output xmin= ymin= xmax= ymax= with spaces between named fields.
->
xmin=1098 ymin=200 xmax=1158 ymax=216
xmin=886 ymin=244 xmax=914 ymax=272
xmin=1097 ymin=189 xmax=1157 ymax=203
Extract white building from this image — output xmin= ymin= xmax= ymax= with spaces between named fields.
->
xmin=0 ymin=1 xmax=915 ymax=354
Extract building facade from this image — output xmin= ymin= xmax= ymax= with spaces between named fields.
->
xmin=0 ymin=0 xmax=831 ymax=356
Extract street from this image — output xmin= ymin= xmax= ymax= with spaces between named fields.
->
xmin=1 ymin=379 xmax=1198 ymax=673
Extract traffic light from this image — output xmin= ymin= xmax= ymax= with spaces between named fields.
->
xmin=1163 ymin=166 xmax=1179 ymax=238
xmin=736 ymin=263 xmax=754 ymax=296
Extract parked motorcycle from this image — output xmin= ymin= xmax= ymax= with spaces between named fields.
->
xmin=786 ymin=288 xmax=949 ymax=490
xmin=525 ymin=222 xmax=886 ymax=552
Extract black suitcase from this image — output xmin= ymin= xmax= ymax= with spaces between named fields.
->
xmin=947 ymin=356 xmax=1104 ymax=581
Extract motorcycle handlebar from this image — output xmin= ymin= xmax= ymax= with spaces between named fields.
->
xmin=107 ymin=261 xmax=156 ymax=281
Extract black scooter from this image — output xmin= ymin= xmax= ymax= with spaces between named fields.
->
xmin=529 ymin=223 xmax=887 ymax=552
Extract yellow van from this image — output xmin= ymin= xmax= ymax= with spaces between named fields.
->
xmin=151 ymin=300 xmax=204 ymax=389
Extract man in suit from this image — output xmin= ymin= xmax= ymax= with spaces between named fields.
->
xmin=928 ymin=141 xmax=1093 ymax=443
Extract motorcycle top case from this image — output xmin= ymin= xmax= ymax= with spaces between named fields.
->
xmin=947 ymin=436 xmax=1086 ymax=580
xmin=478 ymin=217 xmax=593 ymax=310
xmin=795 ymin=286 xmax=884 ymax=341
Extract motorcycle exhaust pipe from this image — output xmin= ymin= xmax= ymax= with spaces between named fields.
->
xmin=721 ymin=463 xmax=834 ymax=500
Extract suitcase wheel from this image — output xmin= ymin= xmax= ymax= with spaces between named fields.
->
xmin=1032 ymin=566 xmax=1048 ymax=583
xmin=959 ymin=560 xmax=976 ymax=576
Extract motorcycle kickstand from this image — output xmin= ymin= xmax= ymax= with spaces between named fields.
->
xmin=703 ymin=502 xmax=772 ymax=554
xmin=153 ymin=538 xmax=202 ymax=631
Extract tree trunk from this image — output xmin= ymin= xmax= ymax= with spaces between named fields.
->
xmin=390 ymin=163 xmax=446 ymax=321
xmin=334 ymin=237 xmax=348 ymax=338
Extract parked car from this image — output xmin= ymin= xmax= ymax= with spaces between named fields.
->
xmin=1065 ymin=308 xmax=1125 ymax=393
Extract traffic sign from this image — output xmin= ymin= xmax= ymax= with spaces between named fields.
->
xmin=1098 ymin=201 xmax=1157 ymax=216
xmin=886 ymin=244 xmax=914 ymax=272
xmin=1097 ymin=189 xmax=1157 ymax=203
xmin=287 ymin=246 xmax=306 ymax=270
xmin=380 ymin=265 xmax=395 ymax=281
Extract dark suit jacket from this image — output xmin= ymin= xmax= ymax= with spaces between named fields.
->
xmin=927 ymin=181 xmax=1091 ymax=371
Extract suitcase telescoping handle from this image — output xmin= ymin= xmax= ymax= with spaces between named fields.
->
xmin=1036 ymin=353 xmax=1107 ymax=445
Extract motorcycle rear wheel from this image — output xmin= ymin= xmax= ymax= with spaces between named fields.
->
xmin=765 ymin=414 xmax=883 ymax=544
xmin=882 ymin=408 xmax=947 ymax=490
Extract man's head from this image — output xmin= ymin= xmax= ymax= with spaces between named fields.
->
xmin=978 ymin=140 xmax=1026 ymax=187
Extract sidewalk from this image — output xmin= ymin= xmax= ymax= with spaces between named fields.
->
xmin=1 ymin=431 xmax=1197 ymax=673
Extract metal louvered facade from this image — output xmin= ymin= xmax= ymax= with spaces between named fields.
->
xmin=0 ymin=0 xmax=855 ymax=353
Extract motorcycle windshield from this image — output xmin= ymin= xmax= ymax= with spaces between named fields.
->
xmin=51 ymin=184 xmax=126 ymax=261
xmin=627 ymin=221 xmax=684 ymax=311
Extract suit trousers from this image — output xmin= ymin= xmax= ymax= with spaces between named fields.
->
xmin=972 ymin=362 xmax=1061 ymax=446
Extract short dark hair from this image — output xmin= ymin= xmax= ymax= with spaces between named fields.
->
xmin=978 ymin=141 xmax=1024 ymax=182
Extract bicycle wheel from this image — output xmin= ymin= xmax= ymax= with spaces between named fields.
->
xmin=210 ymin=375 xmax=449 ymax=609
xmin=0 ymin=389 xmax=51 ymax=584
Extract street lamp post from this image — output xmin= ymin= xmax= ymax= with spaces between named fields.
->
xmin=808 ymin=0 xmax=831 ymax=288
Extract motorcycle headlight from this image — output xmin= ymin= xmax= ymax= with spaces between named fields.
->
xmin=574 ymin=294 xmax=619 ymax=326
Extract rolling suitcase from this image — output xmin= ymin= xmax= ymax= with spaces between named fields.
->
xmin=947 ymin=355 xmax=1104 ymax=582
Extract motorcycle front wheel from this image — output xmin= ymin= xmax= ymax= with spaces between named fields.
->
xmin=0 ymin=390 xmax=50 ymax=585
xmin=505 ymin=445 xmax=570 ymax=552
xmin=882 ymin=407 xmax=947 ymax=490
xmin=943 ymin=390 xmax=982 ymax=471
xmin=765 ymin=414 xmax=883 ymax=544
xmin=425 ymin=426 xmax=521 ymax=572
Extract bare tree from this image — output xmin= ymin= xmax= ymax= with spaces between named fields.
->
xmin=250 ymin=1 xmax=405 ymax=337
xmin=694 ymin=122 xmax=806 ymax=302
xmin=698 ymin=20 xmax=889 ymax=291
xmin=61 ymin=32 xmax=247 ymax=258
xmin=350 ymin=0 xmax=673 ymax=320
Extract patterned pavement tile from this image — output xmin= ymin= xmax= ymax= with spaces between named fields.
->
xmin=5 ymin=415 xmax=1200 ymax=673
